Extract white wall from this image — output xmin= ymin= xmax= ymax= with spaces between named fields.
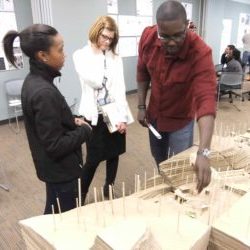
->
xmin=50 ymin=0 xmax=106 ymax=112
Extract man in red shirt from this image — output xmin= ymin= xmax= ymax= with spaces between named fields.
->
xmin=137 ymin=0 xmax=216 ymax=193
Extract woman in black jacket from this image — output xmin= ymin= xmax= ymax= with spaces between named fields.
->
xmin=3 ymin=24 xmax=92 ymax=214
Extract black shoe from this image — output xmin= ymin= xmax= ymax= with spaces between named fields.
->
xmin=103 ymin=185 xmax=109 ymax=198
xmin=80 ymin=193 xmax=87 ymax=205
xmin=103 ymin=184 xmax=114 ymax=199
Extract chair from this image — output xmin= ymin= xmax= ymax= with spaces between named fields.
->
xmin=4 ymin=79 xmax=24 ymax=133
xmin=217 ymin=72 xmax=244 ymax=110
xmin=215 ymin=64 xmax=223 ymax=73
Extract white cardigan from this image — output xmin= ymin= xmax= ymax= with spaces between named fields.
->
xmin=73 ymin=42 xmax=130 ymax=126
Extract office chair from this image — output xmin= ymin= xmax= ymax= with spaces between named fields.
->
xmin=217 ymin=72 xmax=244 ymax=110
xmin=215 ymin=64 xmax=223 ymax=73
xmin=4 ymin=79 xmax=24 ymax=133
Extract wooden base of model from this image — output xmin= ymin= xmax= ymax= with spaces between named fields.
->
xmin=19 ymin=132 xmax=250 ymax=250
xmin=19 ymin=194 xmax=211 ymax=250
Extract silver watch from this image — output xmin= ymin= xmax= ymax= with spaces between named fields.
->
xmin=197 ymin=148 xmax=211 ymax=158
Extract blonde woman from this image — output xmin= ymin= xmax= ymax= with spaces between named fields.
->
xmin=73 ymin=16 xmax=132 ymax=200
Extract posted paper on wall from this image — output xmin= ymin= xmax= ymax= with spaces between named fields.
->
xmin=118 ymin=15 xmax=138 ymax=36
xmin=0 ymin=6 xmax=23 ymax=70
xmin=136 ymin=0 xmax=152 ymax=16
xmin=118 ymin=37 xmax=137 ymax=57
xmin=107 ymin=0 xmax=118 ymax=14
xmin=182 ymin=2 xmax=192 ymax=20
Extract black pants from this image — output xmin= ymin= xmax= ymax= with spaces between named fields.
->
xmin=44 ymin=178 xmax=85 ymax=214
xmin=81 ymin=156 xmax=119 ymax=198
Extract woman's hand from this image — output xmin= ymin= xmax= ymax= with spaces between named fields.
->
xmin=116 ymin=122 xmax=127 ymax=134
xmin=74 ymin=117 xmax=92 ymax=130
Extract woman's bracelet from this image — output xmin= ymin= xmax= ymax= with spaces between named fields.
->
xmin=137 ymin=104 xmax=146 ymax=109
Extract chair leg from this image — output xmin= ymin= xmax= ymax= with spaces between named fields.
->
xmin=229 ymin=92 xmax=233 ymax=103
xmin=15 ymin=114 xmax=20 ymax=133
xmin=8 ymin=110 xmax=20 ymax=134
xmin=0 ymin=164 xmax=9 ymax=192
xmin=241 ymin=91 xmax=244 ymax=102
xmin=8 ymin=117 xmax=20 ymax=134
xmin=230 ymin=90 xmax=242 ymax=111
xmin=0 ymin=184 xmax=9 ymax=191
xmin=230 ymin=91 xmax=243 ymax=103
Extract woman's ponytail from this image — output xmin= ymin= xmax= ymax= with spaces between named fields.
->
xmin=3 ymin=30 xmax=19 ymax=68
xmin=3 ymin=24 xmax=58 ymax=67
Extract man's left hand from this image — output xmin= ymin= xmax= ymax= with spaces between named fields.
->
xmin=194 ymin=155 xmax=211 ymax=193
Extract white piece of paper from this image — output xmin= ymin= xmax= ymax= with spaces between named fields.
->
xmin=107 ymin=0 xmax=118 ymax=14
xmin=182 ymin=2 xmax=192 ymax=20
xmin=136 ymin=0 xmax=153 ymax=16
xmin=118 ymin=15 xmax=138 ymax=36
xmin=237 ymin=13 xmax=250 ymax=48
xmin=118 ymin=37 xmax=137 ymax=57
xmin=0 ymin=0 xmax=14 ymax=11
xmin=101 ymin=102 xmax=134 ymax=133
xmin=0 ymin=12 xmax=18 ymax=45
xmin=137 ymin=16 xmax=153 ymax=35
xmin=0 ymin=11 xmax=21 ymax=70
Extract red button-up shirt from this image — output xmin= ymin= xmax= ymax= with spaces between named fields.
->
xmin=137 ymin=25 xmax=216 ymax=132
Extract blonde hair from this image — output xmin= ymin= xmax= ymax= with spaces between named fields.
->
xmin=89 ymin=16 xmax=119 ymax=54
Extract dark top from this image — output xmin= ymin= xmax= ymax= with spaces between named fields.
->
xmin=137 ymin=25 xmax=216 ymax=132
xmin=21 ymin=59 xmax=92 ymax=183
xmin=86 ymin=115 xmax=125 ymax=166
xmin=220 ymin=53 xmax=227 ymax=65
xmin=224 ymin=58 xmax=243 ymax=73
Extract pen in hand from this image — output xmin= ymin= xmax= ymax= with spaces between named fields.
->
xmin=147 ymin=123 xmax=162 ymax=139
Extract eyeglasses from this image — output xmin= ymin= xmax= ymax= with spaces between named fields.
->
xmin=157 ymin=29 xmax=186 ymax=43
xmin=100 ymin=33 xmax=114 ymax=42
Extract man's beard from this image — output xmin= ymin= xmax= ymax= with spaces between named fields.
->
xmin=164 ymin=45 xmax=180 ymax=55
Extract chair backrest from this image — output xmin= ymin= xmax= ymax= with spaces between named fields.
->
xmin=4 ymin=79 xmax=24 ymax=97
xmin=215 ymin=64 xmax=223 ymax=73
xmin=218 ymin=72 xmax=244 ymax=87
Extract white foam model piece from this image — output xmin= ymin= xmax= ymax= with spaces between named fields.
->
xmin=19 ymin=196 xmax=211 ymax=250
xmin=210 ymin=192 xmax=250 ymax=249
xmin=91 ymin=219 xmax=161 ymax=250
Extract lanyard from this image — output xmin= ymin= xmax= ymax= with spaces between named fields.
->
xmin=97 ymin=51 xmax=110 ymax=106
xmin=104 ymin=55 xmax=107 ymax=70
xmin=103 ymin=50 xmax=107 ymax=77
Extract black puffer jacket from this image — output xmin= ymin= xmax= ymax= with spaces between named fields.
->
xmin=21 ymin=59 xmax=91 ymax=183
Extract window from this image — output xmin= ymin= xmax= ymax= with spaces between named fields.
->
xmin=0 ymin=0 xmax=23 ymax=70
xmin=220 ymin=19 xmax=232 ymax=60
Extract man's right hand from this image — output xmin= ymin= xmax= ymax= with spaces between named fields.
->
xmin=137 ymin=109 xmax=148 ymax=127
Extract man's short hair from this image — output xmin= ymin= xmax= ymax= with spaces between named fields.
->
xmin=156 ymin=0 xmax=187 ymax=23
